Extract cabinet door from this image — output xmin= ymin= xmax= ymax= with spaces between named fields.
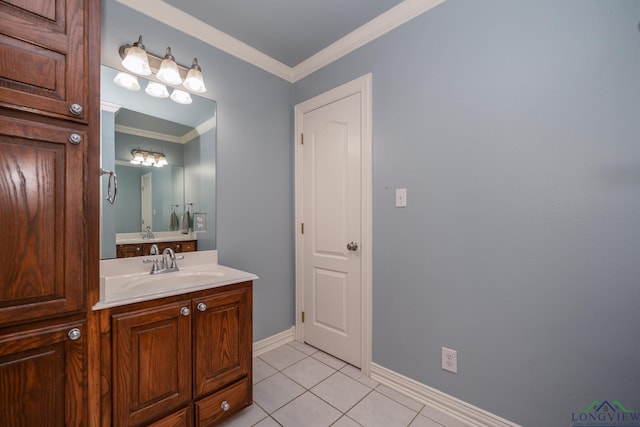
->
xmin=112 ymin=300 xmax=193 ymax=427
xmin=193 ymin=285 xmax=252 ymax=397
xmin=0 ymin=0 xmax=88 ymax=122
xmin=0 ymin=318 xmax=87 ymax=427
xmin=0 ymin=116 xmax=85 ymax=325
xmin=116 ymin=244 xmax=146 ymax=258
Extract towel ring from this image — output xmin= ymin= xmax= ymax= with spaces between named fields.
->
xmin=100 ymin=168 xmax=118 ymax=204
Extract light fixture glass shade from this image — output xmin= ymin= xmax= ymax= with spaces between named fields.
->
xmin=130 ymin=150 xmax=145 ymax=164
xmin=156 ymin=47 xmax=183 ymax=85
xmin=121 ymin=36 xmax=151 ymax=75
xmin=113 ymin=72 xmax=141 ymax=91
xmin=145 ymin=81 xmax=169 ymax=98
xmin=170 ymin=89 xmax=192 ymax=104
xmin=183 ymin=58 xmax=207 ymax=93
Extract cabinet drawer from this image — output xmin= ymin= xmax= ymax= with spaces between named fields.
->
xmin=195 ymin=379 xmax=250 ymax=426
xmin=177 ymin=241 xmax=197 ymax=252
xmin=149 ymin=406 xmax=191 ymax=427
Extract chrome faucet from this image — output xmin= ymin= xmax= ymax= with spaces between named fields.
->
xmin=143 ymin=247 xmax=183 ymax=274
xmin=142 ymin=226 xmax=155 ymax=240
xmin=162 ymin=248 xmax=178 ymax=272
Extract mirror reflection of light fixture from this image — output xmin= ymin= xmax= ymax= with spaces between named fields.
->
xmin=145 ymin=81 xmax=169 ymax=98
xmin=156 ymin=47 xmax=183 ymax=85
xmin=183 ymin=58 xmax=207 ymax=93
xmin=170 ymin=89 xmax=192 ymax=105
xmin=113 ymin=72 xmax=141 ymax=91
xmin=130 ymin=149 xmax=168 ymax=167
xmin=121 ymin=35 xmax=151 ymax=76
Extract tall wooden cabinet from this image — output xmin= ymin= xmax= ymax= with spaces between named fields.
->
xmin=0 ymin=0 xmax=100 ymax=426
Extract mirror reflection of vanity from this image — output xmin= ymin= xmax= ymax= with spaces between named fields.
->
xmin=100 ymin=65 xmax=216 ymax=259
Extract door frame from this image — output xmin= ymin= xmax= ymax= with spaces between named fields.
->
xmin=294 ymin=73 xmax=372 ymax=374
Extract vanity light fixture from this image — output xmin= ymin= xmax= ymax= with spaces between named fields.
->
xmin=113 ymin=71 xmax=141 ymax=91
xmin=119 ymin=36 xmax=207 ymax=95
xmin=183 ymin=58 xmax=207 ymax=93
xmin=121 ymin=35 xmax=151 ymax=75
xmin=130 ymin=149 xmax=168 ymax=167
xmin=156 ymin=47 xmax=182 ymax=85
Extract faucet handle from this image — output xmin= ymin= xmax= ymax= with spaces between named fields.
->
xmin=143 ymin=257 xmax=161 ymax=273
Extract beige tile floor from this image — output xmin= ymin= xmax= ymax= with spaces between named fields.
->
xmin=219 ymin=341 xmax=465 ymax=427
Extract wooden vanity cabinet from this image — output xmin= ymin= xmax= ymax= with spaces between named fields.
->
xmin=105 ymin=282 xmax=252 ymax=427
xmin=116 ymin=240 xmax=198 ymax=258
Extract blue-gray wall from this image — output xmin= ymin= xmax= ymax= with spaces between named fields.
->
xmin=102 ymin=0 xmax=295 ymax=340
xmin=184 ymin=129 xmax=217 ymax=250
xmin=295 ymin=0 xmax=640 ymax=425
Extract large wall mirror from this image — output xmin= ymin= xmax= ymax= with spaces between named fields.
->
xmin=100 ymin=65 xmax=216 ymax=259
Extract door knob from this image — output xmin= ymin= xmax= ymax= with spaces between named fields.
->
xmin=346 ymin=241 xmax=358 ymax=251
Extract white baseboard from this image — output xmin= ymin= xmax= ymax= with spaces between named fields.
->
xmin=371 ymin=363 xmax=520 ymax=427
xmin=252 ymin=326 xmax=296 ymax=357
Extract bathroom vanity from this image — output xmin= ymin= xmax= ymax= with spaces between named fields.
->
xmin=115 ymin=232 xmax=198 ymax=258
xmin=95 ymin=251 xmax=257 ymax=426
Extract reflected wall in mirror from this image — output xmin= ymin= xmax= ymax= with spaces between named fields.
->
xmin=101 ymin=65 xmax=217 ymax=259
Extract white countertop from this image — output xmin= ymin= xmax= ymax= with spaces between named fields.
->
xmin=93 ymin=250 xmax=258 ymax=310
xmin=116 ymin=231 xmax=198 ymax=245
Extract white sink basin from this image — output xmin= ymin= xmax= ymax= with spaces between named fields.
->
xmin=113 ymin=268 xmax=226 ymax=292
xmin=95 ymin=250 xmax=258 ymax=309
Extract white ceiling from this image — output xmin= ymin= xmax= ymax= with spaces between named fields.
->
xmin=115 ymin=0 xmax=447 ymax=81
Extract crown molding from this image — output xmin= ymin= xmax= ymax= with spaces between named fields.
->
xmin=115 ymin=0 xmax=447 ymax=83
xmin=115 ymin=124 xmax=183 ymax=144
xmin=100 ymin=100 xmax=122 ymax=113
xmin=115 ymin=113 xmax=216 ymax=145
xmin=292 ymin=0 xmax=447 ymax=81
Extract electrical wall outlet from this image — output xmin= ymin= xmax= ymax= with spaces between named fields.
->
xmin=442 ymin=347 xmax=458 ymax=373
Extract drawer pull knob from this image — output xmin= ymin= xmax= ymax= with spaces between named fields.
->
xmin=197 ymin=302 xmax=207 ymax=312
xmin=70 ymin=103 xmax=83 ymax=115
xmin=68 ymin=328 xmax=81 ymax=341
xmin=221 ymin=401 xmax=230 ymax=411
xmin=180 ymin=307 xmax=190 ymax=316
xmin=68 ymin=133 xmax=82 ymax=144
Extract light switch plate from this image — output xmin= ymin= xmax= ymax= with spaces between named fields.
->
xmin=395 ymin=188 xmax=407 ymax=207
